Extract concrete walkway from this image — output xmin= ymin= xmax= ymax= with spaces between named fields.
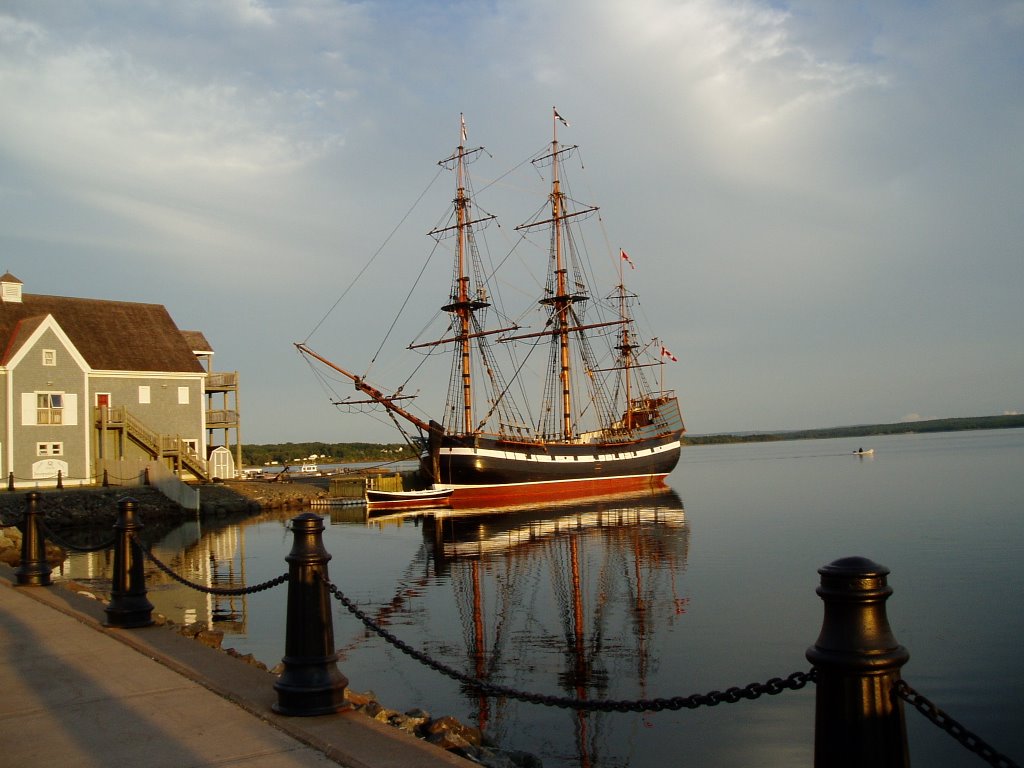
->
xmin=0 ymin=568 xmax=467 ymax=768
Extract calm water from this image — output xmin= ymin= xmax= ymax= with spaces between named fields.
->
xmin=63 ymin=430 xmax=1024 ymax=767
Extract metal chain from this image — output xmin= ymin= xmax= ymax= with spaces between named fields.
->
xmin=896 ymin=680 xmax=1020 ymax=768
xmin=40 ymin=520 xmax=116 ymax=553
xmin=324 ymin=577 xmax=815 ymax=712
xmin=133 ymin=539 xmax=290 ymax=596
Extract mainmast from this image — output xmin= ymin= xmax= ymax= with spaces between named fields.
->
xmin=551 ymin=112 xmax=573 ymax=440
xmin=455 ymin=116 xmax=473 ymax=435
xmin=511 ymin=108 xmax=601 ymax=442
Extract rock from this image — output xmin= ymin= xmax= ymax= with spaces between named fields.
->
xmin=389 ymin=710 xmax=430 ymax=734
xmin=424 ymin=715 xmax=483 ymax=748
xmin=194 ymin=629 xmax=224 ymax=649
xmin=343 ymin=689 xmax=379 ymax=708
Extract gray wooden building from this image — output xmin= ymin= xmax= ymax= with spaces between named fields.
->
xmin=0 ymin=272 xmax=229 ymax=487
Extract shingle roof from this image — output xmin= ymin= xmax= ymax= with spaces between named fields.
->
xmin=0 ymin=293 xmax=205 ymax=373
xmin=181 ymin=330 xmax=214 ymax=354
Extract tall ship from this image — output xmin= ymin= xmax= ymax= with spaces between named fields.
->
xmin=297 ymin=110 xmax=685 ymax=507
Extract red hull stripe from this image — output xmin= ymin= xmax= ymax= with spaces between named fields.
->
xmin=439 ymin=473 xmax=670 ymax=509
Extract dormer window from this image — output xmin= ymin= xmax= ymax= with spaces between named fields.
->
xmin=42 ymin=349 xmax=56 ymax=366
xmin=1 ymin=273 xmax=23 ymax=303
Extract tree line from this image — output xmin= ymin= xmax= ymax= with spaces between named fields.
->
xmin=241 ymin=441 xmax=417 ymax=467
xmin=241 ymin=415 xmax=1024 ymax=463
xmin=684 ymin=414 xmax=1024 ymax=445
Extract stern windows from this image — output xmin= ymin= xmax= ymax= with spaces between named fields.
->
xmin=42 ymin=349 xmax=56 ymax=366
xmin=37 ymin=393 xmax=63 ymax=424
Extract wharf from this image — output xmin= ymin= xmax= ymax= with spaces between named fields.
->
xmin=0 ymin=566 xmax=467 ymax=768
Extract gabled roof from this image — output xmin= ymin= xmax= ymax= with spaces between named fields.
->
xmin=0 ymin=293 xmax=205 ymax=373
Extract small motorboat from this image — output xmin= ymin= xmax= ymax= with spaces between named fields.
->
xmin=853 ymin=448 xmax=874 ymax=456
xmin=366 ymin=487 xmax=454 ymax=511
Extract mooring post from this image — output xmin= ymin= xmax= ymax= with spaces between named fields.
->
xmin=806 ymin=557 xmax=910 ymax=768
xmin=56 ymin=470 xmax=63 ymax=490
xmin=273 ymin=512 xmax=349 ymax=716
xmin=15 ymin=491 xmax=52 ymax=586
xmin=102 ymin=469 xmax=109 ymax=487
xmin=7 ymin=472 xmax=14 ymax=491
xmin=104 ymin=497 xmax=154 ymax=628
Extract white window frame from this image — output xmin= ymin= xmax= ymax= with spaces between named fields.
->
xmin=42 ymin=349 xmax=57 ymax=366
xmin=138 ymin=385 xmax=151 ymax=404
xmin=36 ymin=393 xmax=63 ymax=425
xmin=37 ymin=442 xmax=63 ymax=456
xmin=177 ymin=386 xmax=190 ymax=405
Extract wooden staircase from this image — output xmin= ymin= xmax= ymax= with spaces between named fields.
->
xmin=96 ymin=406 xmax=209 ymax=482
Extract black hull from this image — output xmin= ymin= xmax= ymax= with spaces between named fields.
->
xmin=427 ymin=432 xmax=681 ymax=487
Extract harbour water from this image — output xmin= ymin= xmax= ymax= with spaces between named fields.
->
xmin=61 ymin=429 xmax=1024 ymax=767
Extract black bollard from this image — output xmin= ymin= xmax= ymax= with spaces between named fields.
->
xmin=7 ymin=472 xmax=13 ymax=491
xmin=56 ymin=470 xmax=63 ymax=490
xmin=102 ymin=469 xmax=109 ymax=487
xmin=15 ymin=491 xmax=52 ymax=586
xmin=104 ymin=498 xmax=154 ymax=628
xmin=806 ymin=557 xmax=910 ymax=768
xmin=143 ymin=466 xmax=151 ymax=486
xmin=273 ymin=512 xmax=349 ymax=716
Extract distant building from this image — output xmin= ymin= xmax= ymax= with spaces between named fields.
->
xmin=0 ymin=272 xmax=239 ymax=486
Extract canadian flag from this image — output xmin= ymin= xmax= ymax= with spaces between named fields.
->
xmin=620 ymin=249 xmax=635 ymax=269
xmin=660 ymin=345 xmax=678 ymax=362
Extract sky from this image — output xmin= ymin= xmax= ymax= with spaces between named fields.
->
xmin=1 ymin=0 xmax=1022 ymax=443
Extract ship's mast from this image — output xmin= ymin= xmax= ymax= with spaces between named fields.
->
xmin=431 ymin=114 xmax=496 ymax=436
xmin=455 ymin=118 xmax=473 ymax=435
xmin=618 ymin=278 xmax=633 ymax=424
xmin=551 ymin=110 xmax=573 ymax=440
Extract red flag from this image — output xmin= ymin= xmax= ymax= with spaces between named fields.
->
xmin=660 ymin=345 xmax=678 ymax=362
xmin=620 ymin=249 xmax=635 ymax=269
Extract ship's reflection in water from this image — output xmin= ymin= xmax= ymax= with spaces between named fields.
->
xmin=417 ymin=489 xmax=688 ymax=765
xmin=61 ymin=488 xmax=690 ymax=767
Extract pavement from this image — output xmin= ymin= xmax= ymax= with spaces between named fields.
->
xmin=0 ymin=565 xmax=468 ymax=768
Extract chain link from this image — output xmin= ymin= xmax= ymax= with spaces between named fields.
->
xmin=896 ymin=680 xmax=1020 ymax=768
xmin=324 ymin=577 xmax=815 ymax=712
xmin=133 ymin=539 xmax=290 ymax=596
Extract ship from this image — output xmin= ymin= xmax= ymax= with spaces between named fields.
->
xmin=297 ymin=109 xmax=685 ymax=507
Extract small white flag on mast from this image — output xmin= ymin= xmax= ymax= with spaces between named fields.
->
xmin=554 ymin=107 xmax=570 ymax=127
xmin=460 ymin=113 xmax=467 ymax=143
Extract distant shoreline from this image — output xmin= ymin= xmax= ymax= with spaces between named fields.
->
xmin=242 ymin=415 xmax=1024 ymax=465
xmin=684 ymin=414 xmax=1024 ymax=446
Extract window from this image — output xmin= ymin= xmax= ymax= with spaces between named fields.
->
xmin=36 ymin=393 xmax=63 ymax=424
xmin=178 ymin=386 xmax=190 ymax=405
xmin=138 ymin=385 xmax=151 ymax=404
xmin=37 ymin=443 xmax=63 ymax=456
xmin=42 ymin=349 xmax=56 ymax=366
